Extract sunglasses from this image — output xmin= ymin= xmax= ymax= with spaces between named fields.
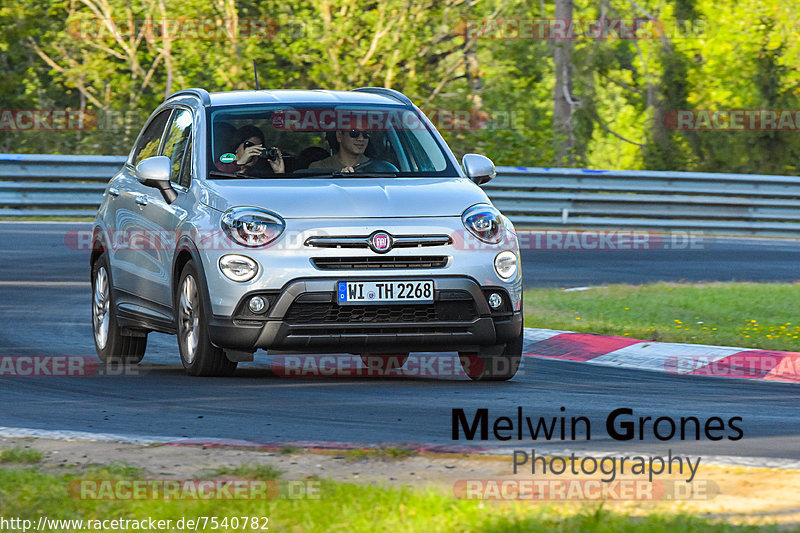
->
xmin=348 ymin=130 xmax=371 ymax=139
xmin=242 ymin=140 xmax=262 ymax=148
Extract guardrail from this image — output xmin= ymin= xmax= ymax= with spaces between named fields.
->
xmin=485 ymin=167 xmax=800 ymax=235
xmin=0 ymin=154 xmax=124 ymax=217
xmin=2 ymin=153 xmax=800 ymax=236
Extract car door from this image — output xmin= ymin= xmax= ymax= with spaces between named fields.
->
xmin=124 ymin=107 xmax=194 ymax=313
xmin=109 ymin=108 xmax=172 ymax=304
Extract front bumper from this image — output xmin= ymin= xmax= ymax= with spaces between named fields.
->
xmin=207 ymin=276 xmax=522 ymax=352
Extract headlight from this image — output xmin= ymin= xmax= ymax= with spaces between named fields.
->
xmin=221 ymin=207 xmax=285 ymax=248
xmin=494 ymin=250 xmax=518 ymax=280
xmin=462 ymin=204 xmax=505 ymax=244
xmin=219 ymin=254 xmax=259 ymax=282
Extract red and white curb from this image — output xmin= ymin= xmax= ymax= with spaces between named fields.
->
xmin=523 ymin=328 xmax=800 ymax=384
xmin=263 ymin=328 xmax=800 ymax=384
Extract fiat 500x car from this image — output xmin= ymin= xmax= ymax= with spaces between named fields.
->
xmin=91 ymin=87 xmax=523 ymax=380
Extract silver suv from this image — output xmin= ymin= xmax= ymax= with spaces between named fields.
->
xmin=91 ymin=88 xmax=523 ymax=380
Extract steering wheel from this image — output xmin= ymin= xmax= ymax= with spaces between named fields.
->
xmin=352 ymin=159 xmax=399 ymax=173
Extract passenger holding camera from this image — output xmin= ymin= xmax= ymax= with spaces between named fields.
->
xmin=216 ymin=125 xmax=285 ymax=175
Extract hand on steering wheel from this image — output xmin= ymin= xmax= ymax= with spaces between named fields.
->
xmin=345 ymin=162 xmax=369 ymax=173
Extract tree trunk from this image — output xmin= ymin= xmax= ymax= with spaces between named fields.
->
xmin=553 ymin=0 xmax=575 ymax=165
xmin=464 ymin=44 xmax=482 ymax=110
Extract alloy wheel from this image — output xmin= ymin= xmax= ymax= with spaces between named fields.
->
xmin=179 ymin=274 xmax=200 ymax=363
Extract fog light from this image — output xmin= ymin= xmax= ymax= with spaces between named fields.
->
xmin=494 ymin=250 xmax=518 ymax=280
xmin=488 ymin=293 xmax=503 ymax=310
xmin=219 ymin=254 xmax=258 ymax=282
xmin=249 ymin=296 xmax=267 ymax=314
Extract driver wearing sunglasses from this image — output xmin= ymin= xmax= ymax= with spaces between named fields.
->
xmin=309 ymin=129 xmax=374 ymax=173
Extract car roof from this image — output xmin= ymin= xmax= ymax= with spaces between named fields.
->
xmin=201 ymin=89 xmax=410 ymax=107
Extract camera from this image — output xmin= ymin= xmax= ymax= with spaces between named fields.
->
xmin=259 ymin=147 xmax=280 ymax=161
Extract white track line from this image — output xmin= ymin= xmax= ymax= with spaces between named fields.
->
xmin=2 ymin=426 xmax=800 ymax=470
xmin=0 ymin=281 xmax=88 ymax=287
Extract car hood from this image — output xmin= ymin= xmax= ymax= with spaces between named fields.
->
xmin=200 ymin=177 xmax=491 ymax=218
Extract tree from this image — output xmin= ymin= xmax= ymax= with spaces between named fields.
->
xmin=553 ymin=0 xmax=576 ymax=164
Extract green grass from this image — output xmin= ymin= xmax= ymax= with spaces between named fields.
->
xmin=0 ymin=447 xmax=43 ymax=464
xmin=0 ymin=465 xmax=785 ymax=532
xmin=524 ymin=282 xmax=800 ymax=351
xmin=279 ymin=446 xmax=301 ymax=455
xmin=206 ymin=463 xmax=282 ymax=479
xmin=344 ymin=448 xmax=416 ymax=461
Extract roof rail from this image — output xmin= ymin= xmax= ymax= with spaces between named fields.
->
xmin=352 ymin=87 xmax=413 ymax=106
xmin=166 ymin=88 xmax=211 ymax=106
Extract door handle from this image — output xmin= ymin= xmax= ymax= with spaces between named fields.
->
xmin=135 ymin=195 xmax=149 ymax=207
xmin=108 ymin=187 xmax=120 ymax=198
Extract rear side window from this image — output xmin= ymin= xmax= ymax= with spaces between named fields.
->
xmin=131 ymin=110 xmax=171 ymax=166
xmin=161 ymin=108 xmax=193 ymax=186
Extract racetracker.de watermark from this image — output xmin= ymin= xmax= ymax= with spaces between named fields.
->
xmin=68 ymin=479 xmax=320 ymax=500
xmin=67 ymin=17 xmax=280 ymax=41
xmin=513 ymin=230 xmax=706 ymax=251
xmin=268 ymin=108 xmax=524 ymax=132
xmin=65 ymin=229 xmax=707 ymax=253
xmin=460 ymin=18 xmax=706 ymax=40
xmin=665 ymin=353 xmax=800 ymax=380
xmin=0 ymin=109 xmax=145 ymax=131
xmin=665 ymin=109 xmax=800 ymax=131
xmin=0 ymin=356 xmax=142 ymax=377
xmin=424 ymin=109 xmax=525 ymax=131
xmin=453 ymin=478 xmax=719 ymax=500
xmin=271 ymin=354 xmax=521 ymax=379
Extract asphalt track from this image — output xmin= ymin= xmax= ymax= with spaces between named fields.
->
xmin=1 ymin=222 xmax=800 ymax=464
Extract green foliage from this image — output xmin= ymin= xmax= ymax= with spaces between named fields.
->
xmin=3 ymin=0 xmax=800 ymax=174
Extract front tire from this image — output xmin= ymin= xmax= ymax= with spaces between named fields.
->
xmin=91 ymin=253 xmax=147 ymax=364
xmin=176 ymin=261 xmax=237 ymax=377
xmin=459 ymin=329 xmax=522 ymax=381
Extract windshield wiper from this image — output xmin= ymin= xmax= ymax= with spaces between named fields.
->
xmin=208 ymin=170 xmax=259 ymax=179
xmin=332 ymin=171 xmax=397 ymax=178
xmin=292 ymin=170 xmax=397 ymax=179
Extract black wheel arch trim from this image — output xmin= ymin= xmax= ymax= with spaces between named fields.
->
xmin=172 ymin=235 xmax=215 ymax=331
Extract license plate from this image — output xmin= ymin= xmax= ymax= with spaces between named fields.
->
xmin=337 ymin=280 xmax=434 ymax=304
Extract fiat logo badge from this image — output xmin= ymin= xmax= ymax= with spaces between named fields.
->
xmin=369 ymin=231 xmax=393 ymax=253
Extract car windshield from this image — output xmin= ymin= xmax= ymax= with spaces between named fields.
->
xmin=208 ymin=104 xmax=457 ymax=179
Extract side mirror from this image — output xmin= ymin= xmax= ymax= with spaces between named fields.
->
xmin=462 ymin=154 xmax=496 ymax=186
xmin=136 ymin=156 xmax=177 ymax=204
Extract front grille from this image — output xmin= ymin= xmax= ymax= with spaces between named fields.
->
xmin=312 ymin=256 xmax=448 ymax=270
xmin=305 ymin=234 xmax=451 ymax=249
xmin=284 ymin=300 xmax=477 ymax=324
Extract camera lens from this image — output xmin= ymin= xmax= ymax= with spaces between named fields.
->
xmin=260 ymin=147 xmax=280 ymax=161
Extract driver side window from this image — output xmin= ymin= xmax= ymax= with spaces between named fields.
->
xmin=131 ymin=110 xmax=171 ymax=166
xmin=161 ymin=108 xmax=193 ymax=187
